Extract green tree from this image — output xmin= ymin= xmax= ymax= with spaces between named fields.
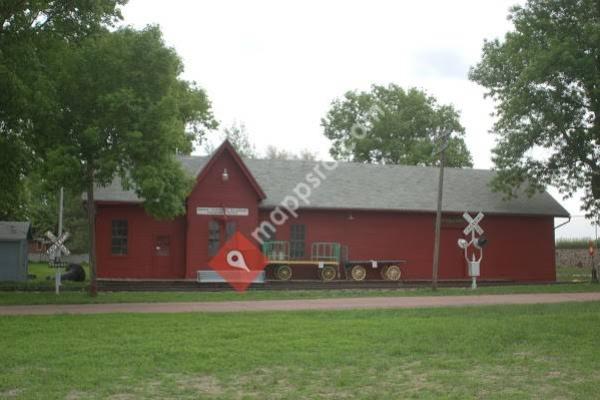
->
xmin=469 ymin=0 xmax=600 ymax=218
xmin=321 ymin=84 xmax=473 ymax=167
xmin=263 ymin=146 xmax=318 ymax=161
xmin=298 ymin=149 xmax=318 ymax=161
xmin=204 ymin=121 xmax=258 ymax=158
xmin=223 ymin=122 xmax=257 ymax=158
xmin=24 ymin=174 xmax=89 ymax=254
xmin=0 ymin=137 xmax=29 ymax=220
xmin=34 ymin=26 xmax=216 ymax=294
xmin=0 ymin=0 xmax=126 ymax=220
xmin=264 ymin=145 xmax=295 ymax=160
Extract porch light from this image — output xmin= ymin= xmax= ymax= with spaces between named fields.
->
xmin=222 ymin=168 xmax=229 ymax=182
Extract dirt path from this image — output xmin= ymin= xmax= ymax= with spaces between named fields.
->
xmin=2 ymin=292 xmax=600 ymax=316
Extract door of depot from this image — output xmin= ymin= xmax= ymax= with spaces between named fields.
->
xmin=152 ymin=235 xmax=172 ymax=277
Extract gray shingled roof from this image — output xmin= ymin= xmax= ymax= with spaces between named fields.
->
xmin=0 ymin=222 xmax=31 ymax=241
xmin=93 ymin=156 xmax=569 ymax=217
xmin=93 ymin=155 xmax=210 ymax=203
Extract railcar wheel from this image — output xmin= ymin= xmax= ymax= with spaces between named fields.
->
xmin=382 ymin=265 xmax=401 ymax=281
xmin=320 ymin=265 xmax=337 ymax=281
xmin=276 ymin=265 xmax=292 ymax=281
xmin=350 ymin=265 xmax=367 ymax=281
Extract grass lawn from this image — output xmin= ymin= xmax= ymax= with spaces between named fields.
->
xmin=1 ymin=302 xmax=600 ymax=399
xmin=0 ymin=262 xmax=90 ymax=291
xmin=557 ymin=265 xmax=592 ymax=282
xmin=2 ymin=282 xmax=600 ymax=306
xmin=26 ymin=262 xmax=79 ymax=282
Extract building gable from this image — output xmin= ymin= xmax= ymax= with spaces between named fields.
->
xmin=194 ymin=140 xmax=265 ymax=201
xmin=184 ymin=141 xmax=263 ymax=278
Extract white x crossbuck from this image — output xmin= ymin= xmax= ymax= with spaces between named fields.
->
xmin=45 ymin=231 xmax=71 ymax=257
xmin=462 ymin=212 xmax=484 ymax=236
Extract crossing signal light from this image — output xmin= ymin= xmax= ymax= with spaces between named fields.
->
xmin=474 ymin=235 xmax=488 ymax=249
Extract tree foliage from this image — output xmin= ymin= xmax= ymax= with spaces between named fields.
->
xmin=24 ymin=175 xmax=89 ymax=253
xmin=38 ymin=26 xmax=216 ymax=218
xmin=469 ymin=0 xmax=600 ymax=217
xmin=204 ymin=121 xmax=258 ymax=158
xmin=0 ymin=135 xmax=29 ymax=219
xmin=204 ymin=122 xmax=320 ymax=161
xmin=222 ymin=122 xmax=257 ymax=158
xmin=27 ymin=26 xmax=217 ymax=292
xmin=264 ymin=146 xmax=318 ymax=161
xmin=321 ymin=84 xmax=473 ymax=167
xmin=297 ymin=149 xmax=318 ymax=161
xmin=0 ymin=0 xmax=126 ymax=219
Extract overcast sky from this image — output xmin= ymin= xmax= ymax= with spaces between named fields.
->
xmin=120 ymin=0 xmax=594 ymax=238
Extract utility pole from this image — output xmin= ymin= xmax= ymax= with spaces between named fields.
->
xmin=432 ymin=130 xmax=451 ymax=290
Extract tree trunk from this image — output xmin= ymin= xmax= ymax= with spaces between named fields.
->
xmin=86 ymin=180 xmax=98 ymax=297
xmin=592 ymin=169 xmax=600 ymax=200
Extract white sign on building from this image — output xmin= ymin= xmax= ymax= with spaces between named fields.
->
xmin=196 ymin=207 xmax=249 ymax=216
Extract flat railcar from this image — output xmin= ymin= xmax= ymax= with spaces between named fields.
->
xmin=262 ymin=240 xmax=406 ymax=282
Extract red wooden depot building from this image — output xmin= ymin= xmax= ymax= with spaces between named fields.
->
xmin=93 ymin=141 xmax=569 ymax=283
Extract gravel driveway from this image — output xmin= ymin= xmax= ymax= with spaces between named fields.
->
xmin=2 ymin=292 xmax=600 ymax=315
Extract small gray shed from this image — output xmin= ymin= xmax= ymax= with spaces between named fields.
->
xmin=0 ymin=221 xmax=31 ymax=282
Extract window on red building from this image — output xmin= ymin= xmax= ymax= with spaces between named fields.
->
xmin=208 ymin=220 xmax=221 ymax=256
xmin=111 ymin=220 xmax=128 ymax=255
xmin=226 ymin=221 xmax=237 ymax=240
xmin=290 ymin=224 xmax=305 ymax=259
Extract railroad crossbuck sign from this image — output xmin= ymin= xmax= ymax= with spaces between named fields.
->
xmin=463 ymin=212 xmax=484 ymax=236
xmin=45 ymin=231 xmax=71 ymax=258
xmin=458 ymin=212 xmax=487 ymax=289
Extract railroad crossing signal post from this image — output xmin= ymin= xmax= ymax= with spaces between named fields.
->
xmin=57 ymin=187 xmax=63 ymax=293
xmin=46 ymin=231 xmax=70 ymax=294
xmin=458 ymin=212 xmax=487 ymax=289
xmin=45 ymin=187 xmax=70 ymax=295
